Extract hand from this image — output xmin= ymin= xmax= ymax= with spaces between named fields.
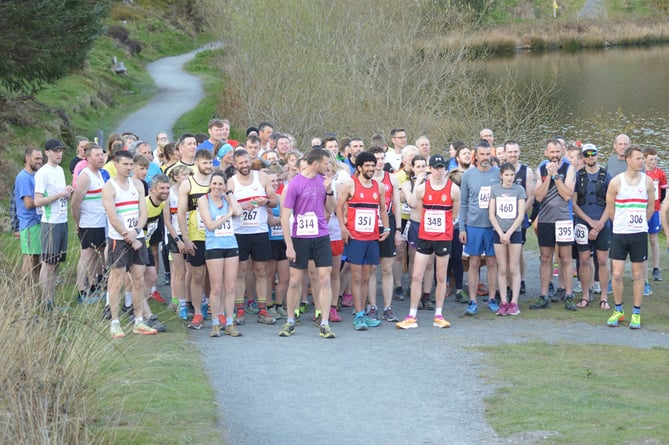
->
xmin=13 ymin=231 xmax=19 ymax=240
xmin=394 ymin=230 xmax=402 ymax=247
xmin=183 ymin=239 xmax=196 ymax=256
xmin=323 ymin=176 xmax=332 ymax=191
xmin=256 ymin=197 xmax=269 ymax=207
xmin=286 ymin=246 xmax=296 ymax=263
xmin=379 ymin=230 xmax=390 ymax=242
xmin=241 ymin=201 xmax=255 ymax=211
xmin=341 ymin=227 xmax=350 ymax=244
xmin=176 ymin=239 xmax=186 ymax=254
xmin=588 ymin=227 xmax=599 ymax=241
xmin=459 ymin=231 xmax=467 ymax=245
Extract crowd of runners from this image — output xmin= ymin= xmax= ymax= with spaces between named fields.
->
xmin=11 ymin=120 xmax=665 ymax=338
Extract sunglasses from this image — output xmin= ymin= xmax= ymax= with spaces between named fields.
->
xmin=583 ymin=151 xmax=597 ymax=158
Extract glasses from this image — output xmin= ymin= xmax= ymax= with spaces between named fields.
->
xmin=583 ymin=151 xmax=597 ymax=158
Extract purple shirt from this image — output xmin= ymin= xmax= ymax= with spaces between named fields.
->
xmin=283 ymin=173 xmax=329 ymax=238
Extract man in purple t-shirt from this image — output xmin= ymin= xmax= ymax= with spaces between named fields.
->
xmin=279 ymin=148 xmax=337 ymax=338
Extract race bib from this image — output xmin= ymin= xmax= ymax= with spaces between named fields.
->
xmin=124 ymin=209 xmax=139 ymax=231
xmin=555 ymin=220 xmax=574 ymax=243
xmin=354 ymin=208 xmax=375 ymax=233
xmin=401 ymin=201 xmax=411 ymax=216
xmin=424 ymin=209 xmax=446 ymax=233
xmin=574 ymin=223 xmax=588 ymax=245
xmin=214 ymin=217 xmax=233 ymax=237
xmin=146 ymin=220 xmax=159 ymax=239
xmin=627 ymin=208 xmax=646 ymax=231
xmin=59 ymin=198 xmax=68 ymax=214
xmin=296 ymin=212 xmax=318 ymax=236
xmin=496 ymin=196 xmax=516 ymax=220
xmin=241 ymin=208 xmax=259 ymax=227
xmin=478 ymin=186 xmax=491 ymax=209
xmin=270 ymin=224 xmax=283 ymax=238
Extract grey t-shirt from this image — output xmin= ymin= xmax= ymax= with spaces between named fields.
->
xmin=606 ymin=156 xmax=627 ymax=177
xmin=459 ymin=166 xmax=500 ymax=230
xmin=491 ymin=183 xmax=527 ymax=232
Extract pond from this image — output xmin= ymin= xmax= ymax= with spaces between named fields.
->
xmin=487 ymin=45 xmax=669 ymax=166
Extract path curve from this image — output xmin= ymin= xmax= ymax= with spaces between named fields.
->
xmin=115 ymin=42 xmax=222 ymax=141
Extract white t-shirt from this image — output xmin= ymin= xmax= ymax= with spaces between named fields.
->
xmin=34 ymin=163 xmax=68 ymax=224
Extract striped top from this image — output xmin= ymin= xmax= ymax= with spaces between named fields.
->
xmin=79 ymin=168 xmax=106 ymax=228
xmin=612 ymin=173 xmax=648 ymax=235
xmin=108 ymin=178 xmax=143 ymax=240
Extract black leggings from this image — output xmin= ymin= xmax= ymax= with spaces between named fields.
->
xmin=447 ymin=227 xmax=464 ymax=289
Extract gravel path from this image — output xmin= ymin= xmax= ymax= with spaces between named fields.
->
xmin=191 ymin=247 xmax=668 ymax=444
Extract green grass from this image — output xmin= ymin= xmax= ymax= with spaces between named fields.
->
xmin=482 ymin=342 xmax=669 ymax=444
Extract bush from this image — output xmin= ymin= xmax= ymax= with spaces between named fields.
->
xmin=107 ymin=24 xmax=130 ymax=43
xmin=202 ymin=0 xmax=556 ymax=148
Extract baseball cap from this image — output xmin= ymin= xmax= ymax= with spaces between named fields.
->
xmin=429 ymin=154 xmax=447 ymax=168
xmin=582 ymin=143 xmax=597 ymax=155
xmin=45 ymin=139 xmax=66 ymax=151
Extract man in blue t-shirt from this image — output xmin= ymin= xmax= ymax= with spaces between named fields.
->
xmin=13 ymin=146 xmax=44 ymax=282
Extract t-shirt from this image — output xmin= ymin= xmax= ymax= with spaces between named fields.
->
xmin=490 ymin=183 xmax=527 ymax=233
xmin=384 ymin=148 xmax=402 ymax=172
xmin=283 ymin=174 xmax=329 ymax=238
xmin=646 ymin=167 xmax=667 ymax=211
xmin=459 ymin=166 xmax=500 ymax=230
xmin=606 ymin=157 xmax=627 ymax=178
xmin=69 ymin=156 xmax=83 ymax=174
xmin=14 ymin=169 xmax=41 ymax=231
xmin=34 ymin=163 xmax=68 ymax=224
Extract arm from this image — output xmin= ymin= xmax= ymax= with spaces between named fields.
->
xmin=488 ymin=197 xmax=503 ymax=237
xmin=281 ymin=203 xmax=296 ymax=262
xmin=555 ymin=165 xmax=575 ymax=201
xmin=323 ymin=175 xmax=336 ymax=215
xmin=257 ymin=171 xmax=279 ymax=208
xmin=534 ymin=166 xmax=551 ymax=203
xmin=177 ymin=179 xmax=195 ymax=255
xmin=134 ymin=178 xmax=148 ymax=230
xmin=450 ymin=183 xmax=460 ymax=223
xmin=70 ymin=171 xmax=90 ymax=231
xmin=34 ymin=183 xmax=70 ymax=207
xmin=378 ymin=187 xmax=390 ymax=241
xmin=524 ymin=167 xmax=535 ymax=209
xmin=402 ymin=181 xmax=417 ymax=209
xmin=458 ymin=172 xmax=469 ymax=232
xmin=661 ymin=197 xmax=669 ymax=247
xmin=336 ymin=178 xmax=353 ymax=243
xmin=647 ymin=176 xmax=656 ymax=221
xmin=605 ymin=177 xmax=620 ymax=222
xmin=508 ymin=198 xmax=526 ymax=234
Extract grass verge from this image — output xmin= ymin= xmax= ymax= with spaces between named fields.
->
xmin=481 ymin=342 xmax=669 ymax=444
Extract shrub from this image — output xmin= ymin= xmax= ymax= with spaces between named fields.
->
xmin=107 ymin=24 xmax=130 ymax=43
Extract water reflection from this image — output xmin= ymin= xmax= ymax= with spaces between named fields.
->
xmin=487 ymin=46 xmax=669 ymax=166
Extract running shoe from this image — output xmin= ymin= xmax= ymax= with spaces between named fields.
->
xmin=235 ymin=309 xmax=245 ymax=325
xmin=121 ymin=303 xmax=133 ymax=316
xmin=564 ymin=295 xmax=577 ymax=311
xmin=393 ymin=286 xmax=404 ymax=301
xmin=224 ymin=324 xmax=242 ymax=337
xmin=420 ymin=295 xmax=435 ymax=310
xmin=383 ymin=307 xmax=399 ymax=322
xmin=267 ymin=306 xmax=281 ymax=320
xmin=319 ymin=324 xmax=336 ymax=339
xmin=278 ymin=322 xmax=295 ymax=337
xmin=607 ymin=310 xmax=625 ymax=327
xmin=147 ymin=315 xmax=166 ymax=332
xmin=506 ymin=302 xmax=521 ymax=315
xmin=210 ymin=324 xmax=221 ymax=338
xmin=548 ymin=282 xmax=555 ymax=298
xmin=367 ymin=306 xmax=378 ymax=320
xmin=592 ymin=281 xmax=601 ymax=294
xmin=257 ymin=309 xmax=276 ymax=325
xmin=178 ymin=305 xmax=188 ymax=321
xmin=364 ymin=315 xmax=381 ymax=327
xmin=201 ymin=302 xmax=209 ymax=320
xmin=188 ymin=314 xmax=204 ymax=330
xmin=151 ymin=289 xmax=166 ymax=304
xmin=529 ymin=295 xmax=549 ymax=310
xmin=246 ymin=301 xmax=259 ymax=314
xmin=312 ymin=313 xmax=322 ymax=327
xmin=133 ymin=321 xmax=158 ymax=335
xmin=167 ymin=299 xmax=178 ymax=312
xmin=341 ymin=293 xmax=354 ymax=307
xmin=652 ymin=268 xmax=662 ymax=281
xmin=496 ymin=301 xmax=509 ymax=316
xmin=488 ymin=296 xmax=499 ymax=313
xmin=432 ymin=315 xmax=451 ymax=329
xmin=454 ymin=289 xmax=469 ymax=304
xmin=217 ymin=314 xmax=226 ymax=326
xmin=299 ymin=302 xmax=309 ymax=314
xmin=551 ymin=287 xmax=566 ymax=303
xmin=643 ymin=282 xmax=652 ymax=296
xmin=396 ymin=316 xmax=418 ymax=330
xmin=629 ymin=313 xmax=641 ymax=329
xmin=353 ymin=316 xmax=368 ymax=331
xmin=465 ymin=301 xmax=478 ymax=316
xmin=329 ymin=306 xmax=342 ymax=322
xmin=110 ymin=322 xmax=125 ymax=339
xmin=276 ymin=306 xmax=288 ymax=318
xmin=520 ymin=280 xmax=526 ymax=295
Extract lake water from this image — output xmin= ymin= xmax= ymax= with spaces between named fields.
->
xmin=487 ymin=45 xmax=669 ymax=166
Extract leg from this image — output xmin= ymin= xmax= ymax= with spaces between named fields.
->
xmin=558 ymin=245 xmax=573 ymax=295
xmin=286 ymin=267 xmax=305 ymax=320
xmin=631 ymin=261 xmax=645 ymax=308
xmin=433 ymin=254 xmax=450 ymax=310
xmin=223 ymin=256 xmax=239 ymax=321
xmin=380 ymin=256 xmax=394 ymax=308
xmin=129 ymin=263 xmax=147 ymax=320
xmin=316 ymin=266 xmax=333 ymax=322
xmin=610 ymin=259 xmax=625 ymax=306
xmin=409 ymin=252 xmax=429 ymax=311
xmin=236 ymin=260 xmax=248 ymax=310
xmin=508 ymin=244 xmax=522 ymax=304
xmin=189 ymin=264 xmax=205 ymax=315
xmin=108 ymin=267 xmax=125 ymax=321
xmin=494 ymin=243 xmax=508 ymax=302
xmin=596 ymin=250 xmax=610 ymax=305
xmin=467 ymin=255 xmax=482 ymax=303
xmin=539 ymin=246 xmax=555 ymax=296
xmin=206 ymin=258 xmax=224 ymax=321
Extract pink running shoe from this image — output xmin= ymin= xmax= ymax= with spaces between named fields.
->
xmin=341 ymin=293 xmax=353 ymax=307
xmin=329 ymin=306 xmax=342 ymax=322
